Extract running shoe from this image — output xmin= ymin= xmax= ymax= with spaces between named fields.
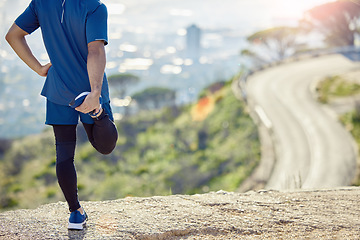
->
xmin=69 ymin=91 xmax=102 ymax=117
xmin=68 ymin=209 xmax=88 ymax=230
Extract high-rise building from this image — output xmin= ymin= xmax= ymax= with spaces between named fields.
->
xmin=186 ymin=24 xmax=201 ymax=61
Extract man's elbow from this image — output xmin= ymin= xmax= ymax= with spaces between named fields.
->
xmin=5 ymin=30 xmax=13 ymax=44
xmin=5 ymin=27 xmax=18 ymax=46
xmin=5 ymin=24 xmax=27 ymax=45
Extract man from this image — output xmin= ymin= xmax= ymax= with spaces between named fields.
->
xmin=5 ymin=0 xmax=118 ymax=230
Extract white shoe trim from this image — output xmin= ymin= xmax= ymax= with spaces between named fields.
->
xmin=74 ymin=92 xmax=91 ymax=101
xmin=68 ymin=220 xmax=86 ymax=230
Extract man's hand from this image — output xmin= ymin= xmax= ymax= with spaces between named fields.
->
xmin=75 ymin=91 xmax=101 ymax=114
xmin=38 ymin=62 xmax=52 ymax=77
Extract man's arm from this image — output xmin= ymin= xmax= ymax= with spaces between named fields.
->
xmin=5 ymin=23 xmax=51 ymax=77
xmin=75 ymin=40 xmax=106 ymax=114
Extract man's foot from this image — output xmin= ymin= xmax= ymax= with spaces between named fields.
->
xmin=69 ymin=91 xmax=102 ymax=117
xmin=68 ymin=209 xmax=88 ymax=230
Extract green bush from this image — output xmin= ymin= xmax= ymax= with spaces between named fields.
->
xmin=317 ymin=75 xmax=360 ymax=103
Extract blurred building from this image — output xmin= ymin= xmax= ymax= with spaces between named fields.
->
xmin=186 ymin=24 xmax=201 ymax=61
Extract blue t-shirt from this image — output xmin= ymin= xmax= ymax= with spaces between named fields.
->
xmin=15 ymin=0 xmax=110 ymax=106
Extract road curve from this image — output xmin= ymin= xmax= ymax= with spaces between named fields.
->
xmin=246 ymin=54 xmax=359 ymax=190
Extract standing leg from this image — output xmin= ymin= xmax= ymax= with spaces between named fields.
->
xmin=52 ymin=124 xmax=80 ymax=212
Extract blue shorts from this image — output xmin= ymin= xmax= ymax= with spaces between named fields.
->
xmin=46 ymin=100 xmax=114 ymax=125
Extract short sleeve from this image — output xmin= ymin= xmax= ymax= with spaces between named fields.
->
xmin=14 ymin=0 xmax=40 ymax=34
xmin=86 ymin=4 xmax=108 ymax=45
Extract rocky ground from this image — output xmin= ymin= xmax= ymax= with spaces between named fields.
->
xmin=1 ymin=187 xmax=359 ymax=239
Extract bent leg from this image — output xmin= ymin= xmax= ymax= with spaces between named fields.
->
xmin=83 ymin=110 xmax=118 ymax=155
xmin=53 ymin=124 xmax=80 ymax=212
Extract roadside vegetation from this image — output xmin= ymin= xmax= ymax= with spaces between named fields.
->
xmin=316 ymin=75 xmax=360 ymax=104
xmin=316 ymin=74 xmax=360 ymax=186
xmin=340 ymin=110 xmax=360 ymax=186
xmin=0 ymin=78 xmax=260 ymax=211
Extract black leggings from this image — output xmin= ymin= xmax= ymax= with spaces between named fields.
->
xmin=53 ymin=113 xmax=118 ymax=212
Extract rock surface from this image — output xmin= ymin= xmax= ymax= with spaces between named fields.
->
xmin=1 ymin=187 xmax=359 ymax=239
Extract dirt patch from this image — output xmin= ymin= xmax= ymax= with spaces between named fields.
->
xmin=1 ymin=188 xmax=359 ymax=239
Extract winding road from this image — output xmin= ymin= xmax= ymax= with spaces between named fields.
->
xmin=246 ymin=54 xmax=359 ymax=190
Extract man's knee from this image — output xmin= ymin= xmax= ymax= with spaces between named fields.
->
xmin=55 ymin=141 xmax=76 ymax=164
xmin=98 ymin=147 xmax=115 ymax=155
xmin=93 ymin=119 xmax=118 ymax=155
xmin=95 ymin=137 xmax=117 ymax=155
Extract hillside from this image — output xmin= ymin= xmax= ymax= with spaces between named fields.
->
xmin=1 ymin=187 xmax=359 ymax=239
xmin=0 ymin=79 xmax=260 ymax=211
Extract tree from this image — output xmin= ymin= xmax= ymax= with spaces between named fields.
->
xmin=108 ymin=73 xmax=140 ymax=99
xmin=240 ymin=49 xmax=268 ymax=67
xmin=132 ymin=87 xmax=176 ymax=110
xmin=243 ymin=26 xmax=299 ymax=63
xmin=303 ymin=0 xmax=360 ymax=47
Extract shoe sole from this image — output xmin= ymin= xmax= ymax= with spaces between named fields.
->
xmin=68 ymin=221 xmax=86 ymax=230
